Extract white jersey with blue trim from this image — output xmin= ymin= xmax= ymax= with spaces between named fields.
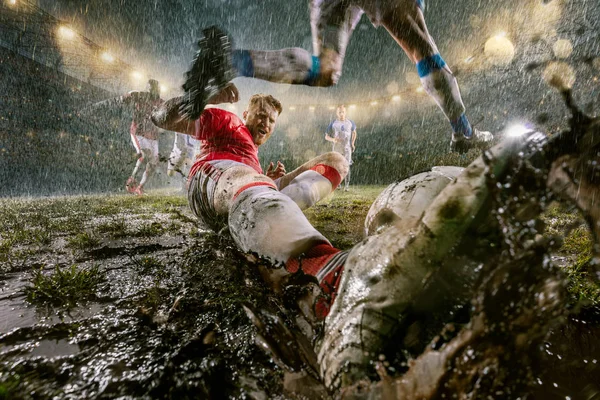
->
xmin=326 ymin=119 xmax=356 ymax=164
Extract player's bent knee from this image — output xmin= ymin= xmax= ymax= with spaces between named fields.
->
xmin=320 ymin=152 xmax=349 ymax=176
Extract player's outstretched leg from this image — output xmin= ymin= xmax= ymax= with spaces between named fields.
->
xmin=381 ymin=1 xmax=492 ymax=153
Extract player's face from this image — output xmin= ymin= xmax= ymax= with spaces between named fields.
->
xmin=244 ymin=100 xmax=279 ymax=147
xmin=336 ymin=107 xmax=346 ymax=121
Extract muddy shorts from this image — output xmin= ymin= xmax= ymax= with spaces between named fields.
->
xmin=311 ymin=0 xmax=425 ymax=55
xmin=187 ymin=159 xmax=241 ymax=230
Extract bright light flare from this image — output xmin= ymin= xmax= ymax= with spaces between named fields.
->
xmin=348 ymin=104 xmax=357 ymax=110
xmin=159 ymin=84 xmax=168 ymax=94
xmin=130 ymin=70 xmax=144 ymax=82
xmin=392 ymin=95 xmax=401 ymax=102
xmin=58 ymin=26 xmax=76 ymax=40
xmin=100 ymin=52 xmax=114 ymax=63
xmin=328 ymin=106 xmax=336 ymax=110
xmin=415 ymin=86 xmax=425 ymax=93
xmin=506 ymin=124 xmax=534 ymax=138
xmin=7 ymin=0 xmax=17 ymax=5
xmin=289 ymin=106 xmax=296 ymax=111
xmin=484 ymin=34 xmax=515 ymax=66
xmin=370 ymin=101 xmax=378 ymax=106
xmin=553 ymin=39 xmax=573 ymax=59
xmin=309 ymin=106 xmax=315 ymax=111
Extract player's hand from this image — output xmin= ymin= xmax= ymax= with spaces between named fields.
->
xmin=208 ymin=82 xmax=239 ymax=105
xmin=266 ymin=161 xmax=286 ymax=180
xmin=352 ymin=144 xmax=356 ymax=151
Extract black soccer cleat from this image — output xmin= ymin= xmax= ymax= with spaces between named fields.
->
xmin=180 ymin=26 xmax=235 ymax=120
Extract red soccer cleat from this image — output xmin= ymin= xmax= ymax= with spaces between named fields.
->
xmin=125 ymin=177 xmax=138 ymax=194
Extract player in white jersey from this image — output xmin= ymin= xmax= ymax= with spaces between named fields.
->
xmin=325 ymin=105 xmax=357 ymax=190
xmin=167 ymin=131 xmax=199 ymax=189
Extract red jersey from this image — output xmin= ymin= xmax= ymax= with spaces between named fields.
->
xmin=189 ymin=108 xmax=262 ymax=178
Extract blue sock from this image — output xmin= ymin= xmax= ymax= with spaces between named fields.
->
xmin=303 ymin=55 xmax=320 ymax=85
xmin=450 ymin=114 xmax=473 ymax=138
xmin=232 ymin=50 xmax=254 ymax=77
xmin=416 ymin=54 xmax=446 ymax=78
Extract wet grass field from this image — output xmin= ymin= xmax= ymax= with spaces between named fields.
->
xmin=0 ymin=185 xmax=598 ymax=398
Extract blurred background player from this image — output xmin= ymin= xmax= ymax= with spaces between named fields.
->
xmin=167 ymin=131 xmax=199 ymax=190
xmin=184 ymin=1 xmax=492 ymax=153
xmin=87 ymin=79 xmax=164 ymax=195
xmin=325 ymin=105 xmax=357 ymax=191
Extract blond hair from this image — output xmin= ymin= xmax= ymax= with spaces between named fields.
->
xmin=248 ymin=94 xmax=283 ymax=115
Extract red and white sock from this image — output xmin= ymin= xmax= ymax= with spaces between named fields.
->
xmin=280 ymin=164 xmax=342 ymax=210
xmin=285 ymin=243 xmax=348 ymax=319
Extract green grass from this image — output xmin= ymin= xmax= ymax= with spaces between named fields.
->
xmin=67 ymin=232 xmax=100 ymax=250
xmin=1 ymin=188 xmax=597 ymax=306
xmin=25 ymin=264 xmax=105 ymax=308
xmin=542 ymin=203 xmax=598 ymax=305
xmin=0 ymin=374 xmax=20 ymax=400
xmin=96 ymin=218 xmax=128 ymax=238
xmin=305 ymin=185 xmax=384 ymax=249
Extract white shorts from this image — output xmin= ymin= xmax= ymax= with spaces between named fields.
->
xmin=187 ymin=159 xmax=244 ymax=230
xmin=130 ymin=134 xmax=159 ymax=164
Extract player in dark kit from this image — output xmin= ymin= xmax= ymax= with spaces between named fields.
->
xmin=89 ymin=79 xmax=164 ymax=195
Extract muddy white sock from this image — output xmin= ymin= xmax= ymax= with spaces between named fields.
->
xmin=417 ymin=54 xmax=471 ymax=136
xmin=233 ymin=49 xmax=321 ymax=85
xmin=281 ymin=165 xmax=342 ymax=210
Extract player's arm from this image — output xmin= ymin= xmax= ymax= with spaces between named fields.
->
xmin=80 ymin=91 xmax=141 ymax=116
xmin=324 ymin=121 xmax=336 ymax=142
xmin=151 ymin=83 xmax=239 ymax=136
xmin=351 ymin=120 xmax=357 ymax=150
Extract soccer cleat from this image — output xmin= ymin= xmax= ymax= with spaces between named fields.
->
xmin=133 ymin=186 xmax=144 ymax=196
xmin=450 ymin=128 xmax=494 ymax=154
xmin=180 ymin=26 xmax=235 ymax=120
xmin=125 ymin=177 xmax=138 ymax=194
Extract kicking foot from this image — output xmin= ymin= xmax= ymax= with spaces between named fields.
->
xmin=450 ymin=129 xmax=493 ymax=154
xmin=180 ymin=26 xmax=235 ymax=120
xmin=125 ymin=177 xmax=138 ymax=194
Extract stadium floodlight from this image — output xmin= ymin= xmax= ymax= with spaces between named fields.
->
xmin=58 ymin=26 xmax=76 ymax=40
xmin=416 ymin=86 xmax=425 ymax=93
xmin=159 ymin=84 xmax=168 ymax=94
xmin=130 ymin=70 xmax=144 ymax=82
xmin=289 ymin=106 xmax=296 ymax=111
xmin=349 ymin=104 xmax=356 ymax=110
xmin=328 ymin=106 xmax=335 ymax=110
xmin=7 ymin=0 xmax=17 ymax=6
xmin=392 ymin=95 xmax=401 ymax=102
xmin=370 ymin=101 xmax=378 ymax=106
xmin=100 ymin=52 xmax=114 ymax=63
